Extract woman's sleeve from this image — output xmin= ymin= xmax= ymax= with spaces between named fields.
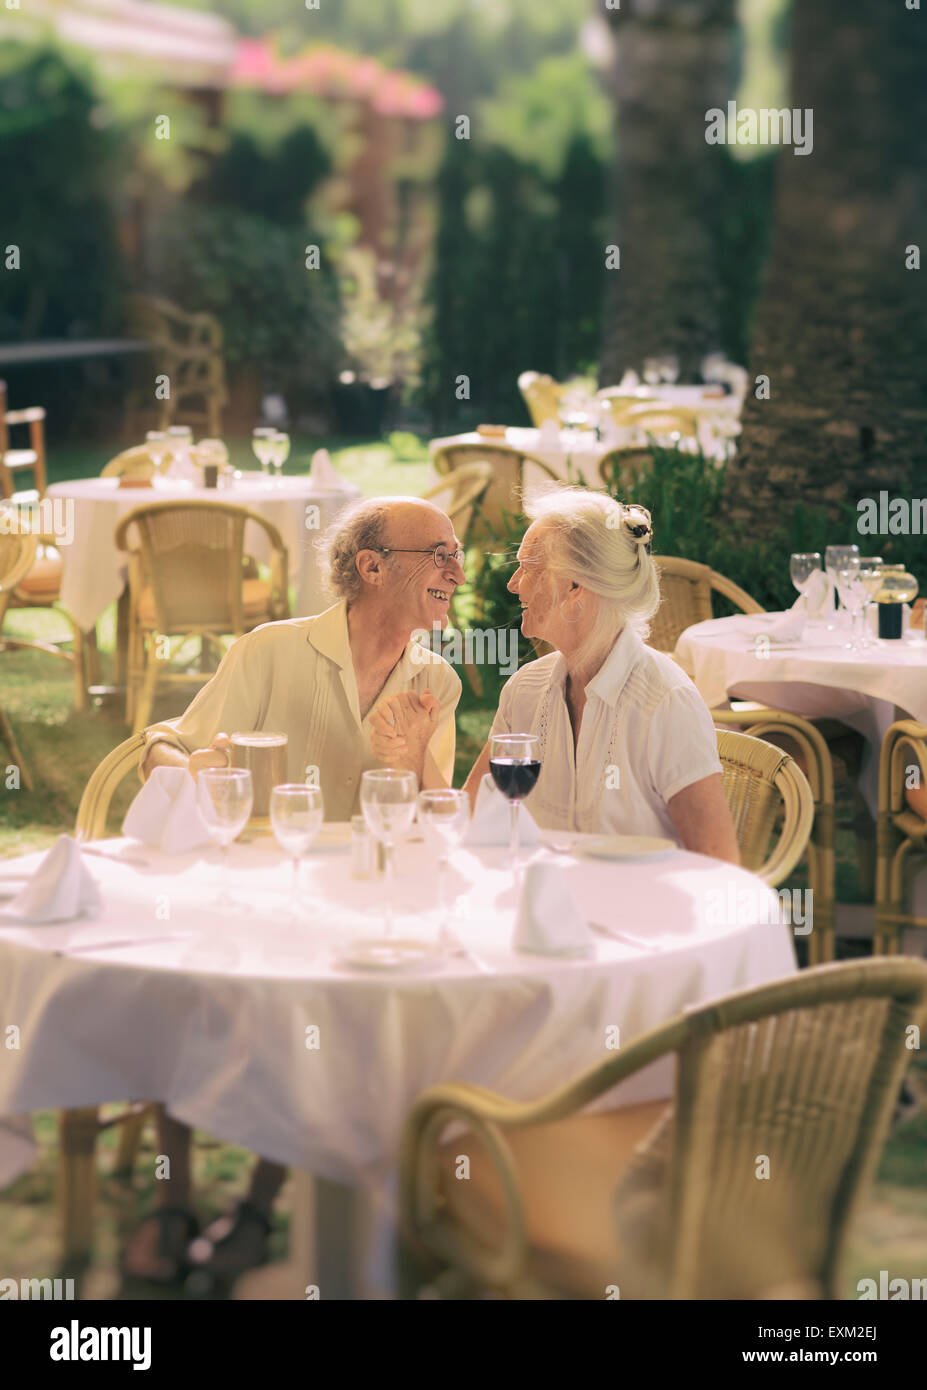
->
xmin=647 ymin=684 xmax=723 ymax=804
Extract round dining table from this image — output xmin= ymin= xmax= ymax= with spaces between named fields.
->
xmin=46 ymin=473 xmax=361 ymax=632
xmin=0 ymin=826 xmax=796 ymax=1296
xmin=676 ymin=613 xmax=927 ymax=815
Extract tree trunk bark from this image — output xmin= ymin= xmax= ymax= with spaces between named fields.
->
xmin=599 ymin=0 xmax=740 ymax=385
xmin=727 ymin=0 xmax=927 ymax=526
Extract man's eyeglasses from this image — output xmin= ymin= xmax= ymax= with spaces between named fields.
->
xmin=377 ymin=544 xmax=464 ymax=568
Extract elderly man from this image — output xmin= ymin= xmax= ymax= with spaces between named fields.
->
xmin=124 ymin=495 xmax=464 ymax=1288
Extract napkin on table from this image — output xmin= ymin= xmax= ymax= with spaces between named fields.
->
xmin=122 ymin=765 xmax=211 ymax=854
xmin=537 ymin=418 xmax=561 ymax=448
xmin=1 ymin=835 xmax=101 ymax=923
xmin=765 ymin=570 xmax=833 ymax=643
xmin=513 ymin=861 xmax=594 ymax=957
xmin=309 ymin=449 xmax=352 ymax=492
xmin=464 ymin=774 xmax=542 ymax=848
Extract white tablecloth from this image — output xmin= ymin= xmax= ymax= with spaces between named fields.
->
xmin=677 ymin=614 xmax=927 ymax=815
xmin=0 ymin=832 xmax=796 ymax=1194
xmin=47 ymin=475 xmax=361 ymax=630
xmin=430 ymin=419 xmax=729 ymax=491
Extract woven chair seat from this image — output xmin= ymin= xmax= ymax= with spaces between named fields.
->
xmin=14 ymin=552 xmax=62 ymax=598
xmin=436 ymin=1099 xmax=669 ymax=1299
xmin=137 ymin=576 xmax=272 ymax=630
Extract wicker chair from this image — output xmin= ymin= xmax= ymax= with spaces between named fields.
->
xmin=114 ymin=499 xmax=290 ymax=733
xmin=517 ymin=372 xmax=562 ymax=427
xmin=714 ymin=711 xmax=835 ymax=963
xmin=597 ymin=447 xmax=654 ymax=497
xmin=876 ymin=720 xmax=927 ymax=955
xmin=431 ymin=441 xmax=560 ymax=549
xmin=716 ymin=728 xmax=814 ymax=886
xmin=609 ymin=402 xmax=701 ymax=441
xmin=100 ymin=446 xmax=158 ymax=481
xmin=399 ymin=958 xmax=927 ymax=1299
xmin=0 ymin=388 xmax=95 ymax=709
xmin=649 ymin=555 xmax=764 ymax=654
xmin=128 ymin=294 xmax=227 ymax=437
xmin=0 ymin=522 xmax=38 ymax=789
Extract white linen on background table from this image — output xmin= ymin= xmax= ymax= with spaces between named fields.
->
xmin=0 ymin=832 xmax=796 ymax=1193
xmin=676 ymin=615 xmax=927 ymax=816
xmin=46 ymin=475 xmax=361 ymax=630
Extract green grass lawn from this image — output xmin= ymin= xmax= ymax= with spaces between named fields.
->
xmin=1 ymin=431 xmax=924 ymax=1298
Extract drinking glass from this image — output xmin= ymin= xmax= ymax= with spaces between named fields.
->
xmin=252 ymin=427 xmax=275 ymax=479
xmin=270 ymin=784 xmax=324 ymax=920
xmin=643 ymin=358 xmax=662 ymax=387
xmin=659 ymin=354 xmax=679 ymax=384
xmin=361 ymin=768 xmax=418 ymax=936
xmin=835 ymin=567 xmax=867 ymax=650
xmin=824 ymin=545 xmax=859 ymax=629
xmin=269 ymin=431 xmax=290 ymax=485
xmin=856 ymin=557 xmax=884 ymax=648
xmin=145 ymin=430 xmax=170 ymax=476
xmin=789 ymin=552 xmax=822 ymax=602
xmin=197 ymin=768 xmax=253 ymax=912
xmin=489 ymin=733 xmax=541 ymax=866
xmin=418 ymin=789 xmax=471 ymax=950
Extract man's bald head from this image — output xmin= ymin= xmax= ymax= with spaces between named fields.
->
xmin=321 ymin=495 xmax=460 ymax=605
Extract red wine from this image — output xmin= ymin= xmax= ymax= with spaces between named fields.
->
xmin=489 ymin=758 xmax=541 ymax=801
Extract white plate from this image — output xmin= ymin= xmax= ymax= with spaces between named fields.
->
xmin=335 ymin=939 xmax=441 ymax=972
xmin=579 ymin=835 xmax=677 ymax=861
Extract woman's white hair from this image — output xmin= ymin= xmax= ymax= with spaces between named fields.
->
xmin=524 ymin=485 xmax=661 ymax=663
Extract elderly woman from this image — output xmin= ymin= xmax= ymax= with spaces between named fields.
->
xmin=371 ymin=487 xmax=739 ymax=861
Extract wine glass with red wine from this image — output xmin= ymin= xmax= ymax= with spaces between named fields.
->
xmin=489 ymin=733 xmax=541 ymax=866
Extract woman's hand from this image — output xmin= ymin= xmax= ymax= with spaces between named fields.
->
xmin=369 ymin=692 xmax=439 ymax=775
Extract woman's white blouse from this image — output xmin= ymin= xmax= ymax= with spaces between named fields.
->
xmin=490 ymin=625 xmax=723 ymax=839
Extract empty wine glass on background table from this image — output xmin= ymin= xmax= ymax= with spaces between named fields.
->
xmin=197 ymin=768 xmax=253 ymax=912
xmin=856 ymin=557 xmax=884 ymax=647
xmin=418 ymin=788 xmax=471 ymax=950
xmin=269 ymin=430 xmax=290 ymax=485
xmin=270 ymin=783 xmax=324 ymax=920
xmin=789 ymin=552 xmax=822 ymax=601
xmin=824 ymin=545 xmax=859 ymax=629
xmin=252 ymin=427 xmax=275 ymax=480
xmin=360 ymin=768 xmax=418 ymax=937
xmin=145 ymin=430 xmax=170 ymax=476
xmin=834 ymin=567 xmax=869 ymax=651
xmin=489 ymin=733 xmax=541 ymax=866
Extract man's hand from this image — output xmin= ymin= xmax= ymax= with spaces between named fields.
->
xmin=188 ymin=733 xmax=232 ymax=780
xmin=369 ymin=692 xmax=438 ymax=775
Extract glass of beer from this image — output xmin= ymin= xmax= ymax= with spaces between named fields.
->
xmin=229 ymin=732 xmax=288 ymax=824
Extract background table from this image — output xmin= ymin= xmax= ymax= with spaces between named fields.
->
xmin=677 ymin=613 xmax=927 ymax=814
xmin=46 ymin=474 xmax=361 ymax=630
xmin=0 ymin=830 xmax=796 ymax=1293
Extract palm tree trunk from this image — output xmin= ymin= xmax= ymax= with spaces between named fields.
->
xmin=599 ymin=0 xmax=740 ymax=385
xmin=727 ymin=0 xmax=927 ymax=526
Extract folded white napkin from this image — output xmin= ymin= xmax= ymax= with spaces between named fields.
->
xmin=2 ymin=835 xmax=101 ymax=923
xmin=538 ymin=418 xmax=561 ymax=448
xmin=766 ymin=569 xmax=834 ymax=643
xmin=766 ymin=605 xmax=808 ymax=644
xmin=309 ymin=449 xmax=351 ymax=491
xmin=464 ymin=774 xmax=542 ymax=847
xmin=617 ymin=369 xmax=640 ymax=392
xmin=513 ymin=861 xmax=594 ymax=957
xmin=122 ymin=766 xmax=211 ymax=853
xmin=802 ymin=568 xmax=833 ymax=619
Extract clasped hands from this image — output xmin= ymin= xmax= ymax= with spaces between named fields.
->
xmin=369 ymin=690 xmax=438 ymax=775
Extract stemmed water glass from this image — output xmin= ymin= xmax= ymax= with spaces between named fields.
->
xmin=789 ymin=552 xmax=822 ymax=611
xmin=489 ymin=733 xmax=541 ymax=866
xmin=834 ymin=567 xmax=867 ymax=651
xmin=269 ymin=431 xmax=290 ymax=485
xmin=418 ymin=789 xmax=471 ymax=952
xmin=360 ymin=768 xmax=418 ymax=937
xmin=857 ymin=557 xmax=884 ymax=648
xmin=824 ymin=545 xmax=859 ymax=629
xmin=270 ymin=784 xmax=324 ymax=920
xmin=197 ymin=768 xmax=253 ymax=913
xmin=659 ymin=354 xmax=679 ymax=384
xmin=643 ymin=358 xmax=662 ymax=387
xmin=145 ymin=430 xmax=170 ymax=477
xmin=252 ymin=427 xmax=275 ymax=480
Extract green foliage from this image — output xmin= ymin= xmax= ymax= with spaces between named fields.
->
xmin=336 ymin=247 xmax=425 ymax=390
xmin=0 ymin=44 xmax=127 ymax=341
xmin=146 ymin=204 xmax=339 ymax=389
xmin=195 ymin=124 xmax=331 ymax=227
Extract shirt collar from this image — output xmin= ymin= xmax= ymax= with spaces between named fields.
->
xmin=584 ymin=625 xmax=645 ymax=707
xmin=306 ymin=599 xmax=431 ymax=683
